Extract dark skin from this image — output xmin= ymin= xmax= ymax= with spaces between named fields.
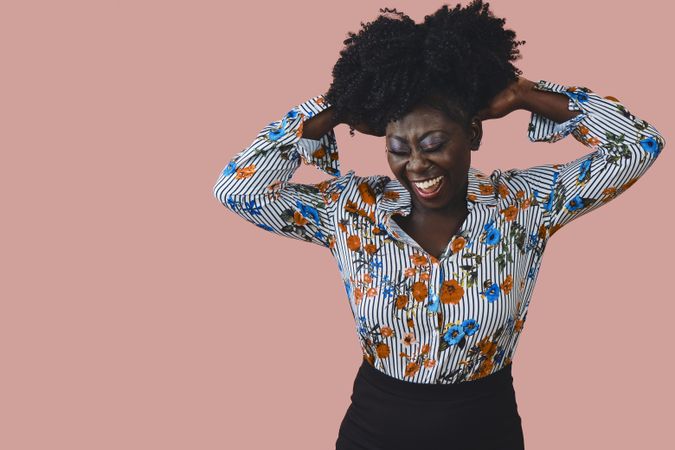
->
xmin=384 ymin=104 xmax=481 ymax=259
xmin=302 ymin=76 xmax=580 ymax=259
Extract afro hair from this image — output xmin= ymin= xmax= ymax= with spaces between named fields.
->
xmin=324 ymin=0 xmax=526 ymax=137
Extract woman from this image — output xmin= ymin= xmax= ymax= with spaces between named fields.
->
xmin=212 ymin=1 xmax=665 ymax=449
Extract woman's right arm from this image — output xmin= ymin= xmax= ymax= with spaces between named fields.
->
xmin=212 ymin=94 xmax=355 ymax=249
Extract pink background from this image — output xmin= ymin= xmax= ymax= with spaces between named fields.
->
xmin=2 ymin=1 xmax=673 ymax=448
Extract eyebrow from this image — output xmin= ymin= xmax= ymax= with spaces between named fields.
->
xmin=389 ymin=129 xmax=448 ymax=143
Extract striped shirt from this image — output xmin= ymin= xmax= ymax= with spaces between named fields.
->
xmin=212 ymin=80 xmax=665 ymax=384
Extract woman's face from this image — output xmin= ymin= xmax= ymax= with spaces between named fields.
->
xmin=385 ymin=103 xmax=482 ymax=213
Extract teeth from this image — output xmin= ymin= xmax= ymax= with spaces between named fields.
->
xmin=414 ymin=176 xmax=443 ymax=190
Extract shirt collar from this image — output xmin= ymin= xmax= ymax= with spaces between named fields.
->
xmin=377 ymin=167 xmax=499 ymax=219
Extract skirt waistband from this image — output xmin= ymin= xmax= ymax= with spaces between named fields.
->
xmin=356 ymin=358 xmax=514 ymax=401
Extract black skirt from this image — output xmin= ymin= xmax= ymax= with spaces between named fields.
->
xmin=335 ymin=359 xmax=525 ymax=450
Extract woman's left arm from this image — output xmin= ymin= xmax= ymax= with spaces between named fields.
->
xmin=502 ymin=78 xmax=665 ymax=237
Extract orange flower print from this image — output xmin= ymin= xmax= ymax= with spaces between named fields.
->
xmin=330 ymin=151 xmax=339 ymax=161
xmin=403 ymin=332 xmax=416 ymax=346
xmin=420 ymin=272 xmax=430 ymax=281
xmin=404 ymin=267 xmax=417 ymax=278
xmin=478 ymin=183 xmax=494 ymax=195
xmin=439 ymin=279 xmax=464 ymax=305
xmin=501 ymin=274 xmax=513 ymax=295
xmin=376 ymin=342 xmax=390 ymax=358
xmin=622 ymin=177 xmax=638 ymax=191
xmin=472 ymin=358 xmax=494 ymax=379
xmin=407 ymin=318 xmax=415 ymax=329
xmin=412 ymin=281 xmax=428 ymax=302
xmin=498 ymin=182 xmax=509 ymax=199
xmin=364 ymin=243 xmax=377 ymax=254
xmin=404 ymin=362 xmax=420 ymax=378
xmin=577 ymin=124 xmax=590 ymax=135
xmin=537 ymin=224 xmax=548 ymax=240
xmin=363 ymin=273 xmax=372 ymax=283
xmin=366 ymin=287 xmax=378 ymax=297
xmin=451 ymin=236 xmax=466 ymax=253
xmin=383 ymin=190 xmax=400 ymax=200
xmin=515 ymin=190 xmax=525 ymax=200
xmin=514 ymin=318 xmax=524 ymax=332
xmin=354 ymin=287 xmax=363 ymax=304
xmin=421 ymin=343 xmax=430 ymax=355
xmin=467 ymin=193 xmax=477 ymax=202
xmin=358 ymin=182 xmax=376 ymax=205
xmin=235 ymin=163 xmax=256 ymax=180
xmin=587 ymin=136 xmax=601 ymax=146
xmin=347 ymin=235 xmax=361 ymax=251
xmin=424 ymin=359 xmax=436 ymax=368
xmin=410 ymin=253 xmax=428 ymax=266
xmin=521 ymin=198 xmax=531 ymax=209
xmin=338 ymin=222 xmax=348 ymax=233
xmin=344 ymin=200 xmax=358 ymax=214
xmin=549 ymin=223 xmax=563 ymax=238
xmin=312 ymin=146 xmax=326 ymax=159
xmin=395 ymin=295 xmax=408 ymax=310
xmin=477 ymin=336 xmax=498 ymax=358
xmin=293 ymin=210 xmax=309 ymax=226
xmin=502 ymin=205 xmax=518 ymax=222
xmin=381 ymin=326 xmax=394 ymax=338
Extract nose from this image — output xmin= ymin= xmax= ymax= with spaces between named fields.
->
xmin=405 ymin=148 xmax=431 ymax=174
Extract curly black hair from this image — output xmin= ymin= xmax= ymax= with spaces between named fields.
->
xmin=324 ymin=0 xmax=526 ymax=137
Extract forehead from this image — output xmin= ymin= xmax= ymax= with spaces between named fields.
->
xmin=386 ymin=103 xmax=463 ymax=137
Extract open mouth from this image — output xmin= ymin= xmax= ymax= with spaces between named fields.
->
xmin=411 ymin=175 xmax=445 ymax=199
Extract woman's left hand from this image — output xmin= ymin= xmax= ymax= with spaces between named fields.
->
xmin=476 ymin=76 xmax=536 ymax=121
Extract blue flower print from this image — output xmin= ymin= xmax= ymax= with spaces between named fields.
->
xmin=256 ymin=223 xmax=275 ymax=232
xmin=296 ymin=200 xmax=321 ymax=226
xmin=226 ymin=195 xmax=240 ymax=210
xmin=485 ymin=227 xmax=501 ymax=246
xmin=564 ymin=194 xmax=586 ymax=212
xmin=494 ymin=348 xmax=505 ymax=364
xmin=285 ymin=108 xmax=299 ymax=120
xmin=461 ymin=319 xmax=480 ymax=336
xmin=344 ymin=279 xmax=352 ymax=299
xmin=484 ymin=283 xmax=501 ymax=303
xmin=640 ymin=136 xmax=661 ymax=157
xmin=222 ymin=161 xmax=237 ymax=177
xmin=565 ymin=90 xmax=589 ymax=103
xmin=443 ymin=325 xmax=466 ymax=345
xmin=358 ymin=316 xmax=368 ymax=334
xmin=243 ymin=199 xmax=262 ymax=216
xmin=369 ymin=258 xmax=383 ymax=270
xmin=266 ymin=117 xmax=288 ymax=141
xmin=579 ymin=158 xmax=592 ymax=182
xmin=427 ymin=293 xmax=440 ymax=313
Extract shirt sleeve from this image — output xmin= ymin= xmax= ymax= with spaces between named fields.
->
xmin=212 ymin=94 xmax=353 ymax=249
xmin=514 ymin=79 xmax=665 ymax=238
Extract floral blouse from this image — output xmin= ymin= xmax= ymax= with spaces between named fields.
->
xmin=212 ymin=80 xmax=665 ymax=384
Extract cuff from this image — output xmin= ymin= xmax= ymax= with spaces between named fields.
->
xmin=526 ymin=80 xmax=590 ymax=143
xmin=267 ymin=94 xmax=341 ymax=177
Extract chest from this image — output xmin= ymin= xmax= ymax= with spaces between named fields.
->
xmin=391 ymin=213 xmax=468 ymax=260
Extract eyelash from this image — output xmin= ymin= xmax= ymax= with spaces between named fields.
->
xmin=388 ymin=144 xmax=442 ymax=155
